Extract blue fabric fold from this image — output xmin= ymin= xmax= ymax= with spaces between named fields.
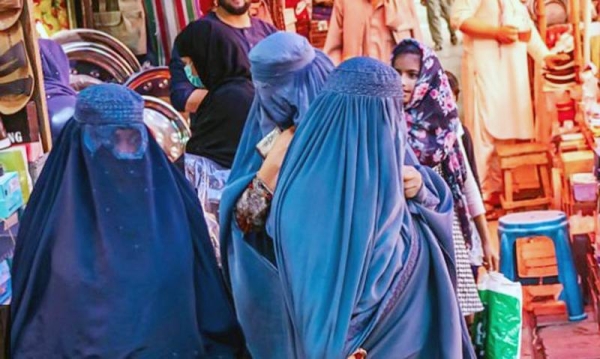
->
xmin=268 ymin=57 xmax=474 ymax=358
xmin=220 ymin=32 xmax=334 ymax=358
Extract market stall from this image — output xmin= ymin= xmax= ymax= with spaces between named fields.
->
xmin=514 ymin=0 xmax=600 ymax=350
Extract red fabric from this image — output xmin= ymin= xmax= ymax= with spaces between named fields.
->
xmin=200 ymin=0 xmax=213 ymax=13
xmin=556 ymin=100 xmax=575 ymax=124
xmin=546 ymin=24 xmax=570 ymax=48
xmin=154 ymin=0 xmax=171 ymax=62
xmin=175 ymin=1 xmax=187 ymax=30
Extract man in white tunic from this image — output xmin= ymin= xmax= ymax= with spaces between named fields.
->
xmin=451 ymin=0 xmax=566 ymax=205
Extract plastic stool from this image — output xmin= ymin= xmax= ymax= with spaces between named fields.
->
xmin=498 ymin=210 xmax=587 ymax=321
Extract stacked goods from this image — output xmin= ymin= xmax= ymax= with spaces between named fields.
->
xmin=309 ymin=20 xmax=328 ymax=49
xmin=544 ymin=32 xmax=577 ymax=89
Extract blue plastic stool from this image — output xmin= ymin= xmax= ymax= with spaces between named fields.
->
xmin=498 ymin=210 xmax=587 ymax=321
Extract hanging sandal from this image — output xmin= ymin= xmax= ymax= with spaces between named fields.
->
xmin=0 ymin=76 xmax=32 ymax=96
xmin=0 ymin=23 xmax=34 ymax=115
xmin=0 ymin=40 xmax=26 ymax=78
xmin=0 ymin=0 xmax=22 ymax=31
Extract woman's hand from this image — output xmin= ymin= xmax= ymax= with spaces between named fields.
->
xmin=494 ymin=25 xmax=518 ymax=44
xmin=403 ymin=166 xmax=423 ymax=199
xmin=472 ymin=213 xmax=499 ymax=271
xmin=348 ymin=349 xmax=367 ymax=359
xmin=482 ymin=241 xmax=499 ymax=272
xmin=256 ymin=127 xmax=296 ymax=191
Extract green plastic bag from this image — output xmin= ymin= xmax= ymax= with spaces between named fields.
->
xmin=471 ymin=272 xmax=523 ymax=359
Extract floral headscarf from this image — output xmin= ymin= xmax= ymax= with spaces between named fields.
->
xmin=392 ymin=39 xmax=472 ymax=247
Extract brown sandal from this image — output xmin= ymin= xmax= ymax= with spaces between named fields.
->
xmin=0 ymin=22 xmax=34 ymax=115
xmin=0 ymin=0 xmax=22 ymax=31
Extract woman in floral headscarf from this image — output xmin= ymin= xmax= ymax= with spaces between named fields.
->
xmin=392 ymin=39 xmax=498 ymax=319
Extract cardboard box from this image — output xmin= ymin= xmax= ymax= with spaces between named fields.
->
xmin=0 ymin=172 xmax=23 ymax=220
xmin=562 ymin=150 xmax=594 ymax=178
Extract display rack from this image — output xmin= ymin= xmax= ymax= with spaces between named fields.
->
xmin=3 ymin=0 xmax=52 ymax=153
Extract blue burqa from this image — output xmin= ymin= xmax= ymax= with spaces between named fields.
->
xmin=10 ymin=84 xmax=245 ymax=358
xmin=268 ymin=58 xmax=474 ymax=358
xmin=39 ymin=39 xmax=77 ymax=141
xmin=219 ymin=32 xmax=334 ymax=358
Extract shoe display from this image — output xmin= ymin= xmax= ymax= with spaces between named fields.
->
xmin=0 ymin=23 xmax=34 ymax=115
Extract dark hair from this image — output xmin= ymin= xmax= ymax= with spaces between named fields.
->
xmin=174 ymin=29 xmax=191 ymax=58
xmin=445 ymin=70 xmax=460 ymax=99
xmin=391 ymin=42 xmax=422 ymax=64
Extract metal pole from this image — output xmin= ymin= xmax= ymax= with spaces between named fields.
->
xmin=538 ymin=0 xmax=547 ymax=43
xmin=24 ymin=0 xmax=52 ymax=152
xmin=571 ymin=0 xmax=583 ymax=82
xmin=583 ymin=0 xmax=592 ymax=65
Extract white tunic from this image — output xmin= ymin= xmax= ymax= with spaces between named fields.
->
xmin=451 ymin=0 xmax=550 ymax=140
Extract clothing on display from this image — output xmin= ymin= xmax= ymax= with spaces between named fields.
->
xmin=32 ymin=0 xmax=70 ymax=36
xmin=143 ymin=0 xmax=204 ymax=65
xmin=92 ymin=0 xmax=147 ymax=55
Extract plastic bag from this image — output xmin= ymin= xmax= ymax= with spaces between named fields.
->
xmin=471 ymin=272 xmax=523 ymax=359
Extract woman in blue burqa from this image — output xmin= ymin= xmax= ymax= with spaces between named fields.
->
xmin=219 ymin=31 xmax=334 ymax=357
xmin=273 ymin=57 xmax=476 ymax=358
xmin=10 ymin=84 xmax=245 ymax=358
xmin=222 ymin=49 xmax=475 ymax=357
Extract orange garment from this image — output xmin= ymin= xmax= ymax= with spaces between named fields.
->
xmin=323 ymin=0 xmax=422 ymax=64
